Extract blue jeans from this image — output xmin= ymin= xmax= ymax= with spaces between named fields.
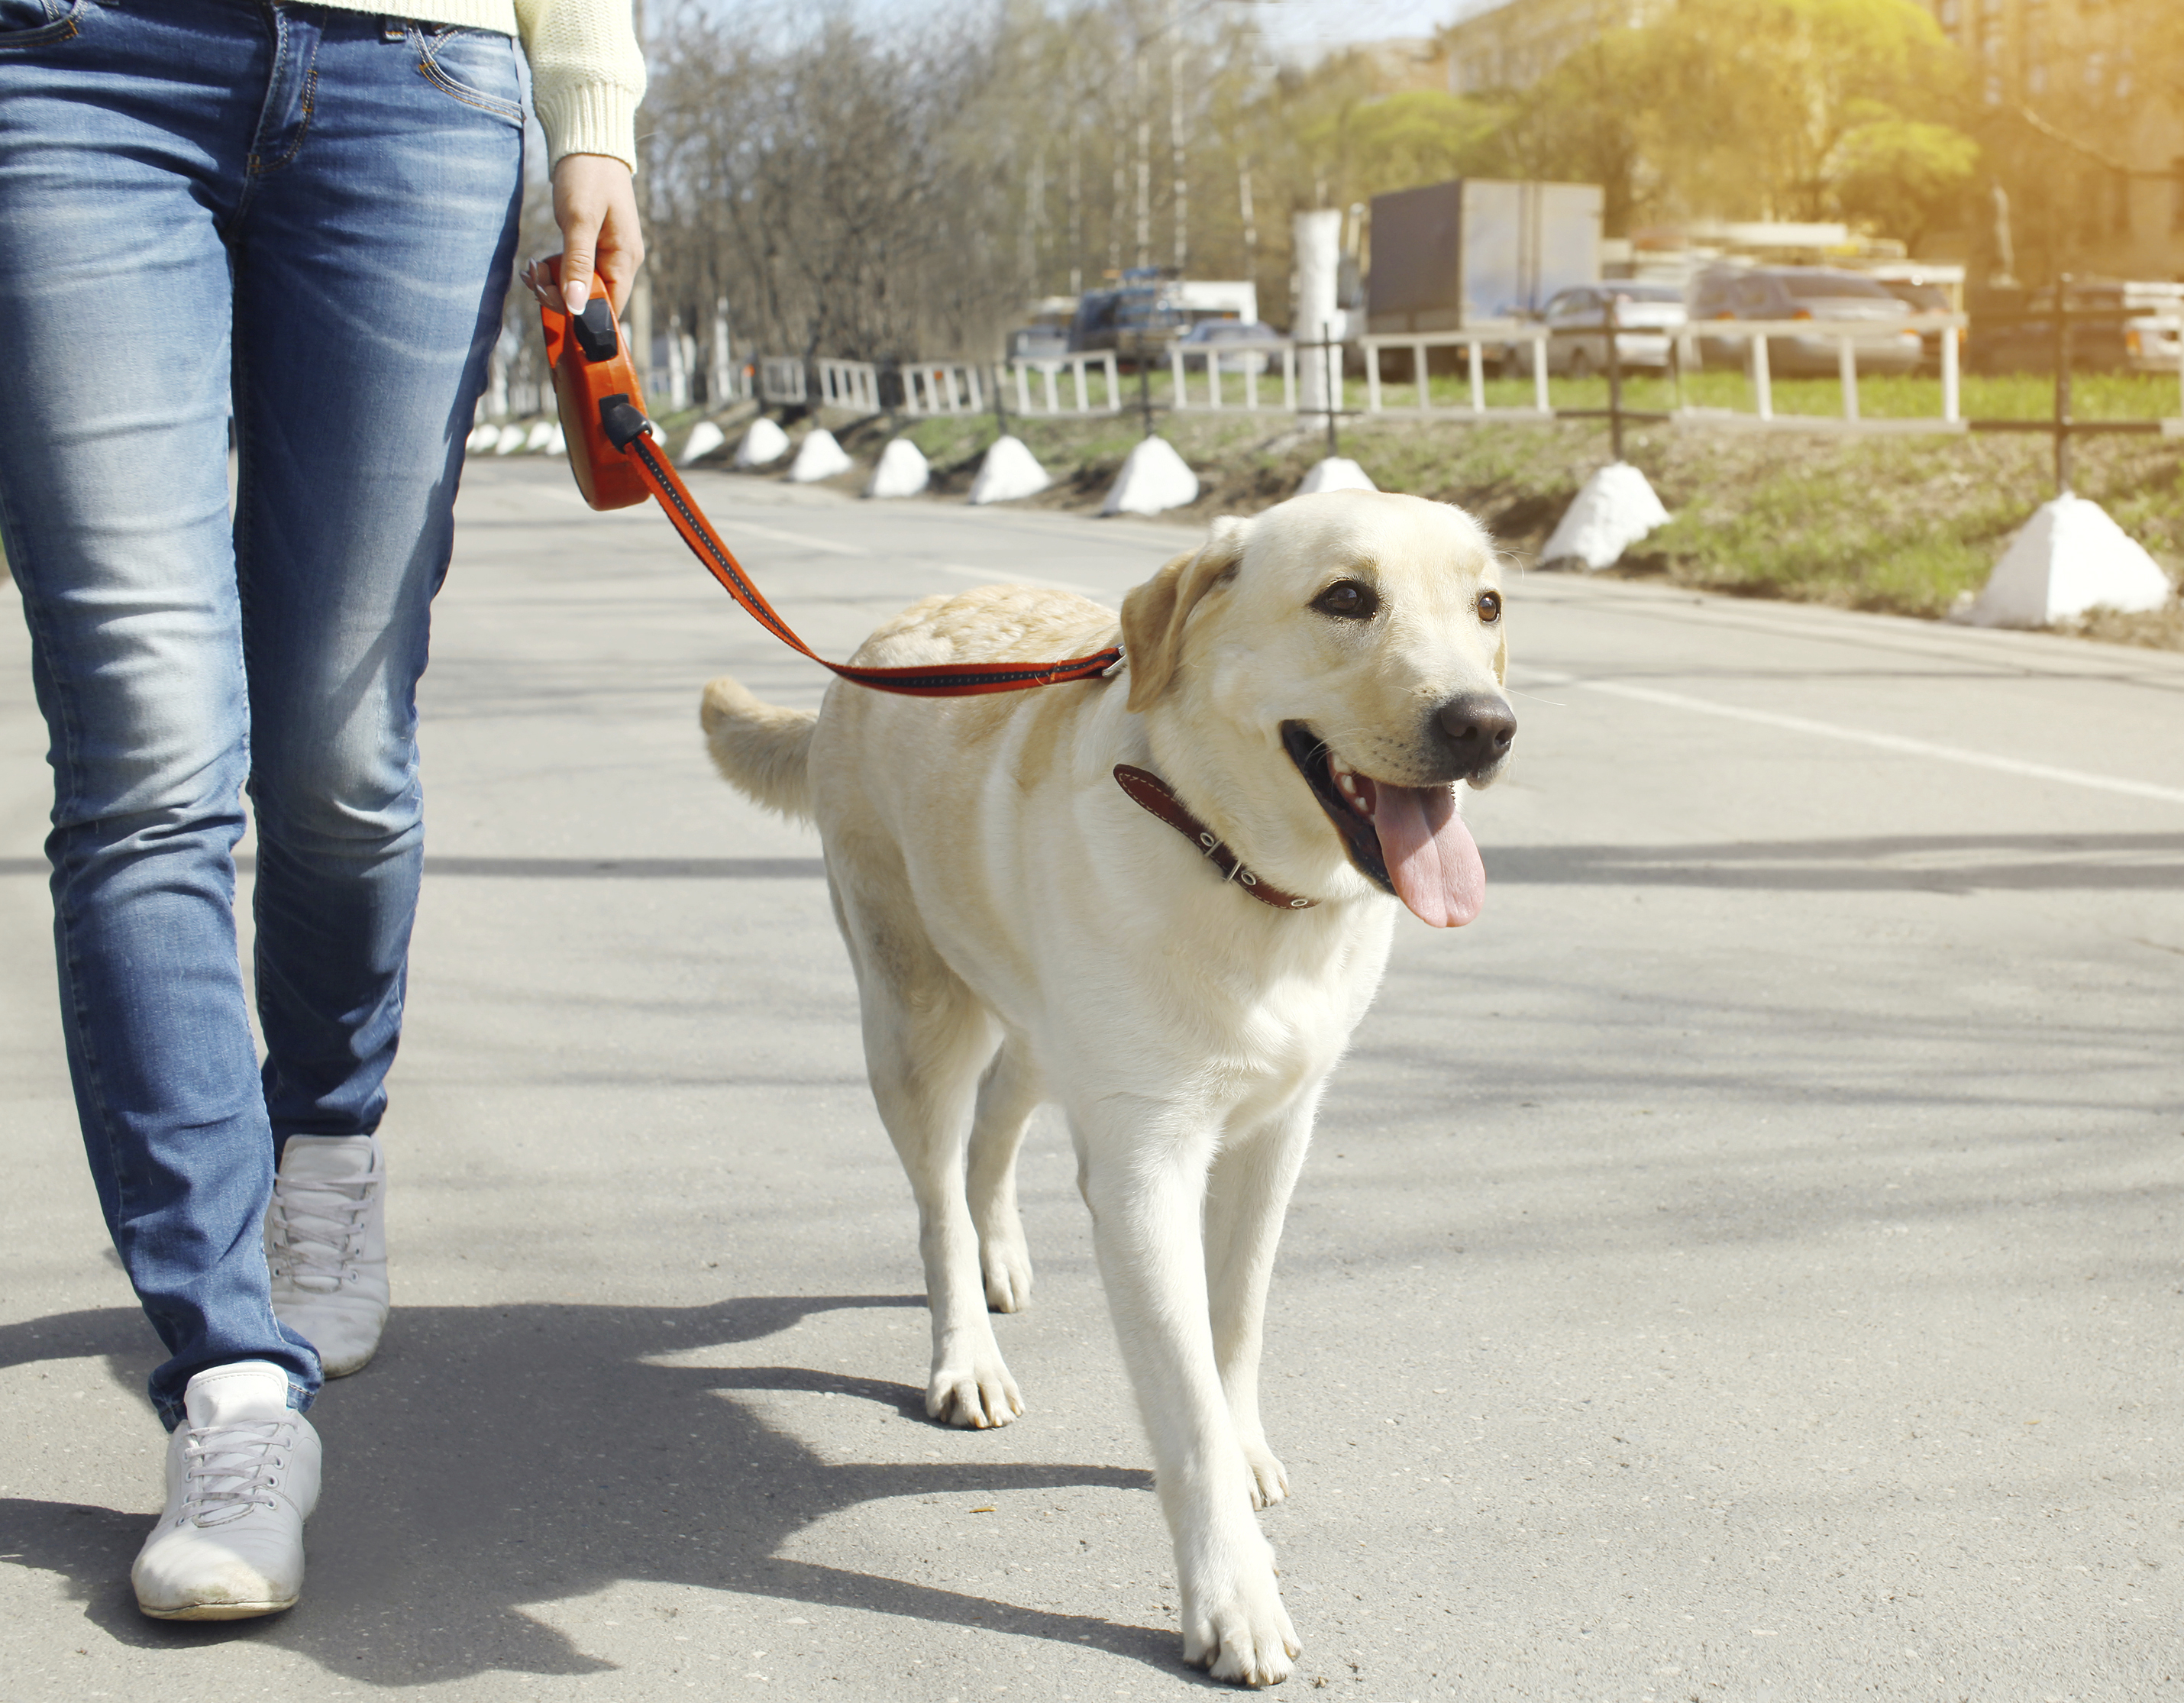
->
xmin=0 ymin=0 xmax=522 ymax=1427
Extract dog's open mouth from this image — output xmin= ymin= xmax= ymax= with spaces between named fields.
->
xmin=1281 ymin=722 xmax=1485 ymax=929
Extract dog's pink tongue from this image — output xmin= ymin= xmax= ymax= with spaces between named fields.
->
xmin=1372 ymin=783 xmax=1485 ymax=927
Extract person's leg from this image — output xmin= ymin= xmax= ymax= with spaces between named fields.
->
xmin=234 ymin=11 xmax=520 ymax=1372
xmin=0 ymin=0 xmax=318 ymax=1429
xmin=236 ymin=10 xmax=522 ymax=1149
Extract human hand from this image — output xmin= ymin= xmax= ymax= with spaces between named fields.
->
xmin=521 ymin=153 xmax=645 ymax=316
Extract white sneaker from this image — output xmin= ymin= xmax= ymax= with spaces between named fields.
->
xmin=132 ymin=1360 xmax=321 ymax=1621
xmin=267 ymin=1133 xmax=389 ymax=1378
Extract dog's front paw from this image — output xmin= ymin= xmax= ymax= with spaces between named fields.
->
xmin=926 ymin=1358 xmax=1023 ymax=1430
xmin=1181 ymin=1567 xmax=1298 ymax=1687
xmin=1239 ymin=1439 xmax=1289 ymax=1511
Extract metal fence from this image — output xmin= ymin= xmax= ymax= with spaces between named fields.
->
xmin=1359 ymin=315 xmax=1973 ymax=429
xmin=896 ymin=361 xmax=982 ymax=415
xmin=1362 ymin=325 xmax=1556 ymax=418
xmin=1675 ymin=315 xmax=1967 ymax=428
xmin=480 ymin=290 xmax=2184 ymax=503
xmin=817 ymin=358 xmax=880 ymax=412
xmin=1165 ymin=344 xmax=1298 ymax=413
xmin=1003 ymin=351 xmax=1124 ymax=416
xmin=758 ymin=356 xmax=808 ymax=407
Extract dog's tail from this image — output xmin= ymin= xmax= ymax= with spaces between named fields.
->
xmin=699 ymin=674 xmax=817 ymax=822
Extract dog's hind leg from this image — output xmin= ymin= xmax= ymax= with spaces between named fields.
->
xmin=966 ymin=1036 xmax=1041 ymax=1314
xmin=1204 ymin=1104 xmax=1317 ymax=1511
xmin=845 ymin=905 xmax=1023 ymax=1430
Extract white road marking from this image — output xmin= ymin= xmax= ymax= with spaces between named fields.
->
xmin=935 ymin=563 xmax=1106 ymax=598
xmin=706 ymin=520 xmax=871 ymax=557
xmin=1520 ymin=670 xmax=2184 ymax=806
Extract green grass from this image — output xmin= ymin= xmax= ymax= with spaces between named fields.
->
xmin=1353 ymin=369 xmax=2183 ymax=423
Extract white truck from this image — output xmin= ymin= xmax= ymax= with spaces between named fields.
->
xmin=1365 ymin=178 xmax=1604 ymax=334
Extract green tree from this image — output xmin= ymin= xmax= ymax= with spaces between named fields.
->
xmin=1483 ymin=30 xmax=1651 ymax=235
xmin=1828 ymin=111 xmax=1981 ymax=249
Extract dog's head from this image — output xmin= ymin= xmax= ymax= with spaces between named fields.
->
xmin=1119 ymin=490 xmax=1512 ymax=926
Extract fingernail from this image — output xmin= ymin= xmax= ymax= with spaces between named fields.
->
xmin=564 ymin=281 xmax=586 ymax=315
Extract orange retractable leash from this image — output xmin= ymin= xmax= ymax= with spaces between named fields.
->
xmin=540 ymin=270 xmax=1123 ymax=697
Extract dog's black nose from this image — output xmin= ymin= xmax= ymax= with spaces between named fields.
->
xmin=1434 ymin=693 xmax=1517 ymax=774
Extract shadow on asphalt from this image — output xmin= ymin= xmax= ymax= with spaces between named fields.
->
xmin=0 ymin=1297 xmax=1177 ymax=1686
xmin=1486 ymin=832 xmax=2184 ymax=891
xmin=11 ymin=835 xmax=2178 ymax=891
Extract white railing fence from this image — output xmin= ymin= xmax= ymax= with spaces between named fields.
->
xmin=758 ymin=356 xmax=808 ymax=406
xmin=1166 ymin=344 xmax=1299 ymax=412
xmin=1358 ymin=314 xmax=1974 ymax=431
xmin=1678 ymin=314 xmax=1967 ymax=426
xmin=1362 ymin=324 xmax=1554 ymax=418
xmin=900 ymin=361 xmax=986 ymax=416
xmin=1004 ymin=351 xmax=1124 ymax=415
xmin=479 ymin=312 xmax=2184 ymax=451
xmin=817 ymin=358 xmax=880 ymax=412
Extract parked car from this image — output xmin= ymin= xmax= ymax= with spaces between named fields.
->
xmin=1005 ymin=324 xmax=1071 ymax=363
xmin=1967 ymin=278 xmax=2156 ymax=373
xmin=1070 ymin=267 xmax=1187 ymax=361
xmin=2122 ymin=296 xmax=2175 ymax=373
xmin=1688 ymin=267 xmax=1923 ymax=375
xmin=1875 ymin=277 xmax=1956 ymax=372
xmin=1536 ymin=282 xmax=1686 ymax=376
xmin=1175 ymin=318 xmax=1286 ymax=375
xmin=2124 ymin=284 xmax=2184 ymax=375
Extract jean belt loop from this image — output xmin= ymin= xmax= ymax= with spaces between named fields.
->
xmin=382 ymin=15 xmax=405 ymax=42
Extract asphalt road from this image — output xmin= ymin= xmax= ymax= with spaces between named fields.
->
xmin=3 ymin=455 xmax=2182 ymax=1702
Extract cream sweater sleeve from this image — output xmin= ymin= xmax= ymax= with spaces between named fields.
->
xmin=514 ymin=0 xmax=648 ymax=171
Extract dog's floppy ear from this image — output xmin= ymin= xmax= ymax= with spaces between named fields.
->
xmin=1119 ymin=519 xmax=1249 ymax=712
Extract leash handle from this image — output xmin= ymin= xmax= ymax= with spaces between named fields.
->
xmin=538 ymin=276 xmax=1123 ymax=699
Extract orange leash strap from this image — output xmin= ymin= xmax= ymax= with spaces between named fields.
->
xmin=622 ymin=425 xmax=1124 ymax=697
xmin=541 ymin=274 xmax=1123 ymax=700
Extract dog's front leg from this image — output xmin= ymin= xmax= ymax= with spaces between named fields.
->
xmin=1077 ymin=1107 xmax=1297 ymax=1687
xmin=1204 ymin=1105 xmax=1315 ymax=1511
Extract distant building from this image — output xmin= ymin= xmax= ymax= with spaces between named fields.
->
xmin=1911 ymin=0 xmax=2182 ymax=281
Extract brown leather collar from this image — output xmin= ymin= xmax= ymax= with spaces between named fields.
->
xmin=1113 ymin=764 xmax=1317 ymax=910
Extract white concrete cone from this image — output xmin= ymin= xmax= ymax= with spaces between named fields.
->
xmin=1298 ymin=456 xmax=1377 ymax=495
xmin=1957 ymin=493 xmax=2175 ymax=627
xmin=464 ymin=422 xmax=498 ymax=454
xmin=968 ymin=435 xmax=1050 ymax=505
xmin=678 ymin=419 xmax=727 ymax=467
xmin=523 ymin=419 xmax=557 ymax=453
xmin=1101 ymin=435 xmax=1200 ymax=517
xmin=732 ymin=417 xmax=790 ymax=469
xmin=865 ymin=437 xmax=930 ymax=499
xmin=786 ymin=428 xmax=852 ymax=483
xmin=493 ymin=422 xmax=528 ymax=456
xmin=1539 ymin=461 xmax=1670 ymax=570
xmin=544 ymin=422 xmax=565 ymax=457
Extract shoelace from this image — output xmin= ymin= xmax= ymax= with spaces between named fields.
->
xmin=179 ymin=1418 xmax=296 ymax=1527
xmin=268 ymin=1169 xmax=380 ymax=1294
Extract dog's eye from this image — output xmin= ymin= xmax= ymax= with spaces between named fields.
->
xmin=1478 ymin=590 xmax=1503 ymax=624
xmin=1313 ymin=580 xmax=1378 ymax=620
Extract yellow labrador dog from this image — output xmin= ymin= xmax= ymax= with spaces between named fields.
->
xmin=699 ymin=490 xmax=1513 ymax=1685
